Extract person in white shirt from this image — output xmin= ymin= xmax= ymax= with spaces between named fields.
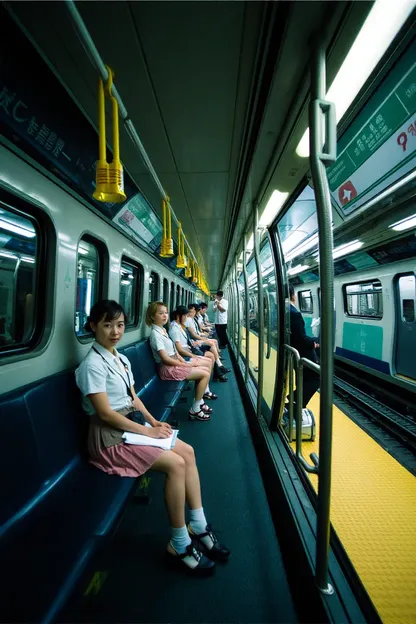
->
xmin=147 ymin=301 xmax=213 ymax=421
xmin=186 ymin=303 xmax=230 ymax=380
xmin=75 ymin=299 xmax=229 ymax=573
xmin=199 ymin=302 xmax=214 ymax=331
xmin=169 ymin=306 xmax=218 ymax=401
xmin=213 ymin=290 xmax=228 ymax=348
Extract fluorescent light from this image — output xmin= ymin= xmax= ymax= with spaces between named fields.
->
xmin=285 ymin=232 xmax=320 ymax=261
xmin=389 ymin=213 xmax=416 ymax=232
xmin=332 ymin=240 xmax=363 ymax=259
xmin=296 ymin=0 xmax=415 ymax=158
xmin=259 ymin=190 xmax=289 ymax=227
xmin=21 ymin=256 xmax=35 ymax=263
xmin=246 ymin=234 xmax=254 ymax=252
xmin=78 ymin=247 xmax=89 ymax=256
xmin=0 ymin=251 xmax=18 ymax=260
xmin=0 ymin=218 xmax=36 ymax=238
xmin=288 ymin=264 xmax=309 ymax=276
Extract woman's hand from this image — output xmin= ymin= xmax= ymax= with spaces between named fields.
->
xmin=147 ymin=422 xmax=172 ymax=439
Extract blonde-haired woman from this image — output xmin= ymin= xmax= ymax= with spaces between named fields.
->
xmin=146 ymin=302 xmax=213 ymax=422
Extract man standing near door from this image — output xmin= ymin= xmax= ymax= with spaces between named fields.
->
xmin=213 ymin=290 xmax=228 ymax=349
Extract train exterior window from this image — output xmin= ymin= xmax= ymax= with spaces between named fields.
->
xmin=299 ymin=290 xmax=313 ymax=313
xmin=344 ymin=280 xmax=383 ymax=318
xmin=0 ymin=206 xmax=39 ymax=353
xmin=398 ymin=275 xmax=415 ymax=323
xmin=75 ymin=239 xmax=103 ymax=336
xmin=119 ymin=258 xmax=142 ymax=328
xmin=163 ymin=278 xmax=169 ymax=306
xmin=148 ymin=271 xmax=159 ymax=303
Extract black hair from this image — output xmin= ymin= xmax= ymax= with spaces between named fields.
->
xmin=188 ymin=302 xmax=199 ymax=311
xmin=216 ymin=290 xmax=223 ymax=297
xmin=200 ymin=302 xmax=208 ymax=309
xmin=171 ymin=305 xmax=189 ymax=322
xmin=289 ymin=283 xmax=295 ymax=299
xmin=85 ymin=300 xmax=127 ymax=333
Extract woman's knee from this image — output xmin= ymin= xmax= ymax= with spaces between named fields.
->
xmin=182 ymin=442 xmax=196 ymax=465
xmin=167 ymin=453 xmax=186 ymax=476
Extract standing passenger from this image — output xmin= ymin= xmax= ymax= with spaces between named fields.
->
xmin=147 ymin=302 xmax=213 ymax=421
xmin=213 ymin=290 xmax=229 ymax=348
xmin=75 ymin=299 xmax=229 ymax=573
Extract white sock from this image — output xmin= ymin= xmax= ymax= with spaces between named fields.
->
xmin=206 ymin=384 xmax=211 ymax=394
xmin=189 ymin=507 xmax=207 ymax=534
xmin=216 ymin=359 xmax=222 ymax=366
xmin=170 ymin=525 xmax=192 ymax=554
xmin=192 ymin=398 xmax=203 ymax=412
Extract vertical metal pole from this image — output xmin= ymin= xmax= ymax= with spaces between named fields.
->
xmin=234 ymin=263 xmax=241 ymax=365
xmin=253 ymin=205 xmax=265 ymax=419
xmin=242 ymin=237 xmax=250 ymax=383
xmin=309 ymin=42 xmax=335 ymax=595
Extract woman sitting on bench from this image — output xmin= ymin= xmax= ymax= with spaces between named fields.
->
xmin=147 ymin=301 xmax=213 ymax=422
xmin=75 ymin=299 xmax=229 ymax=575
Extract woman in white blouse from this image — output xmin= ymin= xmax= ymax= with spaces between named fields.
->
xmin=76 ymin=300 xmax=229 ymax=573
xmin=147 ymin=302 xmax=213 ymax=422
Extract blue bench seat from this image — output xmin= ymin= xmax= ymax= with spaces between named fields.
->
xmin=0 ymin=338 xmax=185 ymax=623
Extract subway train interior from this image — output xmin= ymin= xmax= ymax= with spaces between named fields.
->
xmin=1 ymin=1 xmax=416 ymax=623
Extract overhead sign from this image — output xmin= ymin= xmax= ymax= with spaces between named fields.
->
xmin=112 ymin=194 xmax=162 ymax=249
xmin=328 ymin=40 xmax=416 ymax=215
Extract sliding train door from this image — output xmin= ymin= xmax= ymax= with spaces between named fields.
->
xmin=395 ymin=273 xmax=416 ymax=380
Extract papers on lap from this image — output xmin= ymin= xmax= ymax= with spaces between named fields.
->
xmin=122 ymin=429 xmax=179 ymax=450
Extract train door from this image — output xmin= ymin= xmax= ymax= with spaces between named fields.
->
xmin=395 ymin=273 xmax=416 ymax=380
xmin=261 ymin=239 xmax=278 ymax=412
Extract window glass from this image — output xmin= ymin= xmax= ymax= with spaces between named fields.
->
xmin=398 ymin=275 xmax=416 ymax=322
xmin=148 ymin=271 xmax=159 ymax=304
xmin=119 ymin=258 xmax=141 ymax=327
xmin=345 ymin=280 xmax=383 ymax=318
xmin=163 ymin=278 xmax=169 ymax=306
xmin=170 ymin=281 xmax=175 ymax=315
xmin=176 ymin=285 xmax=180 ymax=308
xmin=0 ymin=206 xmax=38 ymax=351
xmin=75 ymin=239 xmax=101 ymax=335
xmin=299 ymin=290 xmax=313 ymax=313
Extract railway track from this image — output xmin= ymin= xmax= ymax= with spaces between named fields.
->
xmin=333 ymin=375 xmax=416 ymax=456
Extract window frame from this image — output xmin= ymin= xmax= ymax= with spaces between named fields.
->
xmin=75 ymin=234 xmax=108 ymax=341
xmin=343 ymin=279 xmax=383 ymax=319
xmin=119 ymin=255 xmax=143 ymax=329
xmin=298 ymin=289 xmax=313 ymax=314
xmin=148 ymin=270 xmax=160 ymax=304
xmin=0 ymin=193 xmax=51 ymax=358
xmin=163 ymin=278 xmax=169 ymax=306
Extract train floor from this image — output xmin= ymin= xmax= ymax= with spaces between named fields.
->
xmin=61 ymin=349 xmax=297 ymax=623
xmin=241 ymin=329 xmax=416 ymax=623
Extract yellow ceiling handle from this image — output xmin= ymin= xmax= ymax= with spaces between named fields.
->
xmin=93 ymin=65 xmax=126 ymax=204
xmin=160 ymin=196 xmax=174 ymax=257
xmin=176 ymin=222 xmax=186 ymax=268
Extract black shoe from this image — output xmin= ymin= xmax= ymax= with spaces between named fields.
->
xmin=216 ymin=375 xmax=228 ymax=382
xmin=188 ymin=524 xmax=230 ymax=562
xmin=166 ymin=542 xmax=216 ymax=575
xmin=219 ymin=366 xmax=231 ymax=374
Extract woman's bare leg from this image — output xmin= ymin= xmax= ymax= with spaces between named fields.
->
xmin=173 ymin=440 xmax=202 ymax=510
xmin=151 ymin=451 xmax=186 ymax=527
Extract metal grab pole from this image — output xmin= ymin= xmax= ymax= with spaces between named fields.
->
xmin=309 ymin=41 xmax=336 ymax=595
xmin=234 ymin=263 xmax=241 ymax=365
xmin=253 ymin=205 xmax=265 ymax=419
xmin=64 ymin=0 xmax=200 ymax=269
xmin=242 ymin=237 xmax=250 ymax=383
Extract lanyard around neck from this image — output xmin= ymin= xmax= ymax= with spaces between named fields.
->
xmin=92 ymin=346 xmax=133 ymax=399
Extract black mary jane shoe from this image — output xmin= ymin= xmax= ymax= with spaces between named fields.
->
xmin=219 ymin=367 xmax=231 ymax=374
xmin=189 ymin=408 xmax=211 ymax=421
xmin=203 ymin=392 xmax=218 ymax=400
xmin=216 ymin=375 xmax=228 ymax=383
xmin=201 ymin=403 xmax=213 ymax=414
xmin=166 ymin=542 xmax=215 ymax=575
xmin=188 ymin=524 xmax=230 ymax=563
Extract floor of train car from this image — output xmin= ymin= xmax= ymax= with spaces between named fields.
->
xmin=61 ymin=350 xmax=297 ymax=624
xmin=240 ymin=330 xmax=416 ymax=623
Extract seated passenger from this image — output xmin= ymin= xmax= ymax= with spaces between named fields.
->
xmin=75 ymin=299 xmax=229 ymax=573
xmin=169 ymin=306 xmax=217 ymax=400
xmin=186 ymin=303 xmax=230 ymax=380
xmin=147 ymin=301 xmax=213 ymax=421
xmin=199 ymin=302 xmax=214 ymax=331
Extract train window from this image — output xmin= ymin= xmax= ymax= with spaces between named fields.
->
xmin=181 ymin=287 xmax=184 ymax=305
xmin=344 ymin=280 xmax=383 ymax=318
xmin=299 ymin=290 xmax=313 ymax=313
xmin=148 ymin=271 xmax=159 ymax=303
xmin=176 ymin=284 xmax=180 ymax=308
xmin=75 ymin=238 xmax=103 ymax=335
xmin=119 ymin=258 xmax=142 ymax=328
xmin=170 ymin=282 xmax=175 ymax=314
xmin=163 ymin=278 xmax=169 ymax=306
xmin=0 ymin=206 xmax=39 ymax=352
xmin=398 ymin=275 xmax=415 ymax=322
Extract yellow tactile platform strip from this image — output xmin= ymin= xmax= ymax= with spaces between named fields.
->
xmin=242 ymin=331 xmax=416 ymax=623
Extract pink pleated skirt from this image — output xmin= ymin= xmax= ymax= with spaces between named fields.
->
xmin=90 ymin=442 xmax=164 ymax=477
xmin=158 ymin=360 xmax=199 ymax=381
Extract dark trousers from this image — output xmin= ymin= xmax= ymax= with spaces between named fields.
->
xmin=215 ymin=323 xmax=228 ymax=348
xmin=293 ymin=368 xmax=319 ymax=409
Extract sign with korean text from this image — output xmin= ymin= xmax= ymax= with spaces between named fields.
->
xmin=328 ymin=41 xmax=416 ymax=215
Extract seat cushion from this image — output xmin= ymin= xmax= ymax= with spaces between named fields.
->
xmin=24 ymin=373 xmax=85 ymax=481
xmin=0 ymin=393 xmax=41 ymax=526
